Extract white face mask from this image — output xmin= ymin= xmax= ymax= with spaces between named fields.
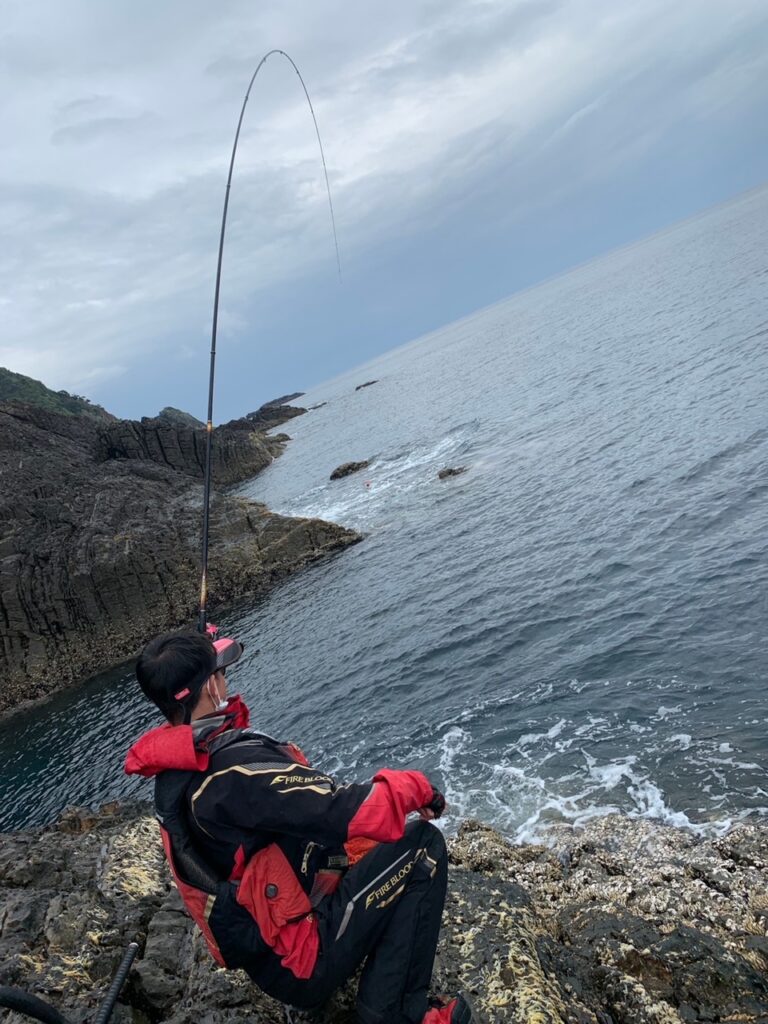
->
xmin=207 ymin=679 xmax=228 ymax=711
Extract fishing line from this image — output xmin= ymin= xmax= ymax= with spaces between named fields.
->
xmin=198 ymin=49 xmax=341 ymax=633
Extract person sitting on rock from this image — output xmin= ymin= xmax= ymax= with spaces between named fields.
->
xmin=125 ymin=629 xmax=474 ymax=1024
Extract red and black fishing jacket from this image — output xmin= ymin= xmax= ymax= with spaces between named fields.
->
xmin=125 ymin=696 xmax=433 ymax=981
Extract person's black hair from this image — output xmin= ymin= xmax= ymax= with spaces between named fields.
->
xmin=136 ymin=630 xmax=216 ymax=723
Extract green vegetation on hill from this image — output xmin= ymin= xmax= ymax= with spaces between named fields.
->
xmin=0 ymin=367 xmax=113 ymax=420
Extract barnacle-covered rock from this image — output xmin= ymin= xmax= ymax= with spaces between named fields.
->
xmin=1 ymin=808 xmax=767 ymax=1022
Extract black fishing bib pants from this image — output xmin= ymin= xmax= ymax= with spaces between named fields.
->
xmin=248 ymin=819 xmax=448 ymax=1024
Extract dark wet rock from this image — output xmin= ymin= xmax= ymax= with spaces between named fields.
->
xmin=220 ymin=395 xmax=305 ymax=436
xmin=1 ymin=810 xmax=767 ymax=1022
xmin=262 ymin=393 xmax=305 ymax=407
xmin=438 ymin=466 xmax=467 ymax=480
xmin=354 ymin=381 xmax=378 ymax=391
xmin=330 ymin=460 xmax=370 ymax=480
xmin=0 ymin=402 xmax=359 ymax=715
xmin=243 ymin=397 xmax=309 ymax=434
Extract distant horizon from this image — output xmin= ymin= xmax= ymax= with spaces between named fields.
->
xmin=3 ymin=2 xmax=767 ymax=423
xmin=11 ymin=177 xmax=760 ymax=424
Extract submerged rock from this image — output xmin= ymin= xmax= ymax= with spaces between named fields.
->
xmin=330 ymin=460 xmax=370 ymax=480
xmin=438 ymin=466 xmax=467 ymax=480
xmin=1 ymin=809 xmax=766 ymax=1022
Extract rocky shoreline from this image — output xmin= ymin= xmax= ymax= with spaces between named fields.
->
xmin=0 ymin=399 xmax=359 ymax=715
xmin=0 ymin=804 xmax=766 ymax=1023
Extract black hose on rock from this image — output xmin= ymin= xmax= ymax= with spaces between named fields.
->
xmin=93 ymin=942 xmax=139 ymax=1024
xmin=0 ymin=940 xmax=139 ymax=1024
xmin=0 ymin=987 xmax=71 ymax=1024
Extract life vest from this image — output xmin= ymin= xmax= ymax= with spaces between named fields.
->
xmin=152 ymin=730 xmax=324 ymax=979
xmin=125 ymin=701 xmax=396 ymax=979
xmin=158 ymin=805 xmax=227 ymax=965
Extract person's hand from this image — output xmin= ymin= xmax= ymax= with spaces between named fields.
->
xmin=419 ymin=786 xmax=446 ymax=820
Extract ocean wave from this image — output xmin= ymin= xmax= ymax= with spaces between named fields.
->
xmin=268 ymin=424 xmax=481 ymax=527
xmin=676 ymin=426 xmax=768 ymax=486
xmin=383 ymin=676 xmax=768 ymax=846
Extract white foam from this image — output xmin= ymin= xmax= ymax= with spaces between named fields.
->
xmin=435 ymin=727 xmax=474 ymax=824
xmin=632 ymin=780 xmax=738 ymax=836
xmin=669 ymin=733 xmax=692 ymax=750
xmin=268 ymin=426 xmax=478 ymax=528
xmin=518 ymin=717 xmax=567 ymax=748
xmin=395 ymin=433 xmax=463 ymax=473
xmin=655 ymin=704 xmax=682 ymax=720
xmin=573 ymin=715 xmax=608 ymax=737
xmin=429 ymin=723 xmax=757 ymax=846
xmin=438 ymin=726 xmax=470 ymax=776
xmin=584 ymin=753 xmax=638 ymax=790
xmin=710 ymin=756 xmax=762 ymax=771
xmin=323 ymin=682 xmax=766 ymax=848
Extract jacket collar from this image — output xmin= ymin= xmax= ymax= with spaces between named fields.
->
xmin=124 ymin=695 xmax=251 ymax=778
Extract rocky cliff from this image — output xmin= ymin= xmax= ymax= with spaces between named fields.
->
xmin=97 ymin=415 xmax=287 ymax=485
xmin=0 ymin=401 xmax=357 ymax=713
xmin=0 ymin=806 xmax=765 ymax=1023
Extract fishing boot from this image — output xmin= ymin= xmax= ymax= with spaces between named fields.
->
xmin=422 ymin=992 xmax=477 ymax=1023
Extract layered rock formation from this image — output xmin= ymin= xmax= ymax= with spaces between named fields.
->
xmin=98 ymin=415 xmax=287 ymax=485
xmin=0 ymin=807 xmax=765 ymax=1023
xmin=0 ymin=400 xmax=357 ymax=713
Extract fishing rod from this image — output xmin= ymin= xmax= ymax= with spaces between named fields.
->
xmin=0 ymin=942 xmax=139 ymax=1024
xmin=197 ymin=49 xmax=341 ymax=633
xmin=0 ymin=54 xmax=341 ymax=1024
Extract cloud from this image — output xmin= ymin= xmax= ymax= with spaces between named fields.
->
xmin=52 ymin=113 xmax=156 ymax=146
xmin=0 ymin=0 xmax=767 ymax=411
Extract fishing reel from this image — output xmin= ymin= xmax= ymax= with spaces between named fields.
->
xmin=0 ymin=941 xmax=138 ymax=1023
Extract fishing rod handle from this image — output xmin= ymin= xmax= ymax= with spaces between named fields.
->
xmin=92 ymin=941 xmax=139 ymax=1024
xmin=0 ymin=987 xmax=71 ymax=1024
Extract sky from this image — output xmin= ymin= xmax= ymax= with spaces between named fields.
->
xmin=2 ymin=0 xmax=768 ymax=421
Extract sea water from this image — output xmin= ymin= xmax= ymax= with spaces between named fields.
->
xmin=1 ymin=186 xmax=767 ymax=838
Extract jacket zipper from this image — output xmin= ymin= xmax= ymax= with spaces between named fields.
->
xmin=301 ymin=841 xmax=318 ymax=875
xmin=334 ymin=848 xmax=413 ymax=941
